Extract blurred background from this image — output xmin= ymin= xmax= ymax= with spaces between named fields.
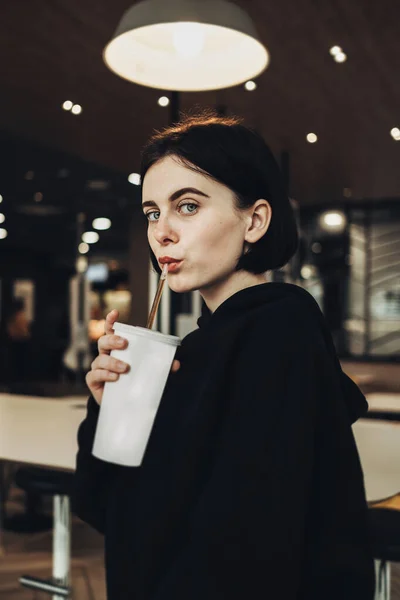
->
xmin=0 ymin=1 xmax=399 ymax=598
xmin=0 ymin=0 xmax=399 ymax=392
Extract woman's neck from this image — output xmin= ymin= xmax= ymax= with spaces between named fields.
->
xmin=200 ymin=270 xmax=270 ymax=314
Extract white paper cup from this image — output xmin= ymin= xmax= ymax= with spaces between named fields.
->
xmin=92 ymin=322 xmax=181 ymax=466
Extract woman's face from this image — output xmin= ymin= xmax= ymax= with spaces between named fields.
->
xmin=142 ymin=155 xmax=251 ymax=294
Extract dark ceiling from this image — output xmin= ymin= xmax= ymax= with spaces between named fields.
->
xmin=0 ymin=0 xmax=399 ymax=261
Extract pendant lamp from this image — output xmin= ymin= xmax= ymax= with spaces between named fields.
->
xmin=103 ymin=0 xmax=269 ymax=91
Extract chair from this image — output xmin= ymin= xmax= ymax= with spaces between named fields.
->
xmin=368 ymin=508 xmax=400 ymax=600
xmin=4 ymin=464 xmax=53 ymax=534
xmin=353 ymin=419 xmax=400 ymax=600
xmin=11 ymin=466 xmax=74 ymax=597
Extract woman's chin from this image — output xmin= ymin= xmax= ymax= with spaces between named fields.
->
xmin=169 ymin=284 xmax=193 ymax=294
xmin=167 ymin=276 xmax=196 ymax=294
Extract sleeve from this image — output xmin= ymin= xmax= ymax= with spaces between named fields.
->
xmin=71 ymin=395 xmax=121 ymax=534
xmin=152 ymin=327 xmax=321 ymax=600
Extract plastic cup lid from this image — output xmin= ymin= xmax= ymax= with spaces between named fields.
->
xmin=113 ymin=322 xmax=181 ymax=346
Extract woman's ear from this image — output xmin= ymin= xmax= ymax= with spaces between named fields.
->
xmin=245 ymin=200 xmax=272 ymax=245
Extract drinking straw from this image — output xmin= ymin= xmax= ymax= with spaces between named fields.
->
xmin=146 ymin=264 xmax=168 ymax=329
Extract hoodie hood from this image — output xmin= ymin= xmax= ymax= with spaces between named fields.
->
xmin=197 ymin=282 xmax=368 ymax=424
xmin=197 ymin=282 xmax=293 ymax=330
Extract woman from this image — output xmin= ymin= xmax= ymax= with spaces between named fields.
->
xmin=72 ymin=112 xmax=375 ymax=599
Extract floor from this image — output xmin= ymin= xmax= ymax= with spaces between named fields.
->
xmin=0 ymin=488 xmax=106 ymax=599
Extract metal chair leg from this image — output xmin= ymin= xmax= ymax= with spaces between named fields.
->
xmin=374 ymin=559 xmax=391 ymax=600
xmin=19 ymin=494 xmax=72 ymax=598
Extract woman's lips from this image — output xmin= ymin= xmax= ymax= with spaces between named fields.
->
xmin=167 ymin=261 xmax=182 ymax=273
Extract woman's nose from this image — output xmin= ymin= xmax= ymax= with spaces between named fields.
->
xmin=153 ymin=215 xmax=178 ymax=244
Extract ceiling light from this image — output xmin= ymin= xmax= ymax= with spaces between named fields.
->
xmin=71 ymin=104 xmax=82 ymax=115
xmin=82 ymin=231 xmax=99 ymax=244
xmin=62 ymin=100 xmax=73 ymax=111
xmin=301 ymin=265 xmax=316 ymax=280
xmin=319 ymin=211 xmax=347 ymax=232
xmin=158 ymin=96 xmax=170 ymax=107
xmin=390 ymin=127 xmax=400 ymax=140
xmin=93 ymin=217 xmax=112 ymax=230
xmin=0 ymin=214 xmax=5 ymax=224
xmin=0 ymin=195 xmax=2 ymax=203
xmin=0 ymin=228 xmax=7 ymax=239
xmin=329 ymin=46 xmax=342 ymax=56
xmin=334 ymin=52 xmax=347 ymax=63
xmin=244 ymin=80 xmax=257 ymax=91
xmin=128 ymin=173 xmax=141 ymax=185
xmin=306 ymin=133 xmax=318 ymax=143
xmin=173 ymin=22 xmax=205 ymax=58
xmin=79 ymin=242 xmax=90 ymax=254
xmin=103 ymin=0 xmax=269 ymax=91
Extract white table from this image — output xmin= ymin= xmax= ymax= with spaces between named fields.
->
xmin=0 ymin=392 xmax=89 ymax=598
xmin=366 ymin=393 xmax=400 ymax=415
xmin=352 ymin=419 xmax=400 ymax=503
xmin=1 ymin=395 xmax=400 ymax=524
xmin=0 ymin=393 xmax=87 ymax=470
xmin=2 ymin=392 xmax=399 ymax=501
xmin=0 ymin=393 xmax=88 ymax=553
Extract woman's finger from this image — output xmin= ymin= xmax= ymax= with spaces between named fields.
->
xmin=86 ymin=368 xmax=120 ymax=387
xmin=92 ymin=354 xmax=129 ymax=373
xmin=171 ymin=360 xmax=180 ymax=373
xmin=98 ymin=334 xmax=128 ymax=355
xmin=104 ymin=309 xmax=119 ymax=336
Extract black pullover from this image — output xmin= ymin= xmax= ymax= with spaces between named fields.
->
xmin=72 ymin=282 xmax=375 ymax=599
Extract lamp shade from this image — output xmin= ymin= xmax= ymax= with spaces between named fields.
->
xmin=103 ymin=0 xmax=269 ymax=91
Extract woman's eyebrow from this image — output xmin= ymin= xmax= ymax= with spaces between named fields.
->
xmin=142 ymin=187 xmax=210 ymax=210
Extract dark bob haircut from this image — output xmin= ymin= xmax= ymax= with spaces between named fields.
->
xmin=140 ymin=109 xmax=298 ymax=276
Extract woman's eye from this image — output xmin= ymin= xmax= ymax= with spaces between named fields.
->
xmin=179 ymin=202 xmax=198 ymax=214
xmin=145 ymin=202 xmax=198 ymax=222
xmin=147 ymin=211 xmax=160 ymax=222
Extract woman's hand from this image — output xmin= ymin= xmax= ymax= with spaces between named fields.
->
xmin=86 ymin=309 xmax=181 ymax=406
